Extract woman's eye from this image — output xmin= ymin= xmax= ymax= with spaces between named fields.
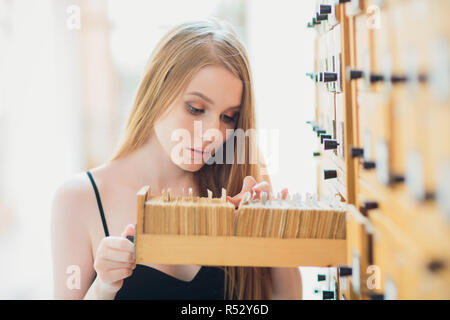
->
xmin=221 ymin=113 xmax=238 ymax=124
xmin=186 ymin=103 xmax=204 ymax=115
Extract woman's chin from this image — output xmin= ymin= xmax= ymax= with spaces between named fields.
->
xmin=176 ymin=163 xmax=205 ymax=172
xmin=170 ymin=153 xmax=215 ymax=172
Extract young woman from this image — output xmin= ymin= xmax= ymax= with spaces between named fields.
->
xmin=51 ymin=18 xmax=302 ymax=300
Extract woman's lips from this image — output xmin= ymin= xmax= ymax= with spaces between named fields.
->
xmin=187 ymin=147 xmax=208 ymax=158
xmin=189 ymin=147 xmax=205 ymax=154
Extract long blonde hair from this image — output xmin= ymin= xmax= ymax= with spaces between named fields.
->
xmin=110 ymin=18 xmax=272 ymax=300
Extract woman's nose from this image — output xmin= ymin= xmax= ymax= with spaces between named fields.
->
xmin=200 ymin=115 xmax=222 ymax=140
xmin=204 ymin=113 xmax=221 ymax=131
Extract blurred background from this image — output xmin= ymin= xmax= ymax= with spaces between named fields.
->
xmin=0 ymin=0 xmax=328 ymax=299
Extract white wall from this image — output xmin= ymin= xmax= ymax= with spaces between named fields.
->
xmin=246 ymin=0 xmax=331 ymax=300
xmin=0 ymin=0 xmax=83 ymax=299
xmin=246 ymin=0 xmax=317 ymax=195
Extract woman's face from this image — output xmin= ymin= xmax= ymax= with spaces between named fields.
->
xmin=154 ymin=65 xmax=243 ymax=172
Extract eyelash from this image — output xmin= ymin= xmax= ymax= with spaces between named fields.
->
xmin=185 ymin=103 xmax=238 ymax=124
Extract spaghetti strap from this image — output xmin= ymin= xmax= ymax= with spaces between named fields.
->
xmin=82 ymin=173 xmax=226 ymax=299
xmin=86 ymin=171 xmax=110 ymax=237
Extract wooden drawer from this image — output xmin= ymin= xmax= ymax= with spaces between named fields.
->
xmin=387 ymin=1 xmax=431 ymax=198
xmin=388 ymin=0 xmax=450 ymax=211
xmin=369 ymin=209 xmax=416 ymax=299
xmin=317 ymin=31 xmax=328 ymax=79
xmin=426 ymin=38 xmax=450 ymax=222
xmin=330 ymin=24 xmax=343 ymax=93
xmin=324 ymin=0 xmax=340 ymax=30
xmin=315 ymin=25 xmax=344 ymax=94
xmin=369 ymin=210 xmax=450 ymax=299
xmin=389 ymin=0 xmax=450 ymax=72
xmin=369 ymin=2 xmax=399 ymax=187
xmin=345 ymin=0 xmax=370 ymax=17
xmin=340 ymin=205 xmax=375 ymax=299
xmin=386 ymin=86 xmax=407 ymax=184
xmin=353 ymin=11 xmax=373 ymax=93
xmin=335 ymin=92 xmax=345 ymax=160
xmin=430 ymin=94 xmax=450 ymax=222
xmin=390 ymin=0 xmax=430 ymax=75
xmin=369 ymin=88 xmax=405 ymax=188
xmin=356 ymin=91 xmax=381 ymax=185
xmin=313 ymin=0 xmax=341 ymax=34
xmin=317 ymin=86 xmax=335 ymax=137
xmin=134 ymin=187 xmax=348 ymax=268
xmin=358 ymin=178 xmax=450 ymax=287
xmin=317 ymin=160 xmax=346 ymax=202
xmin=389 ymin=0 xmax=449 ymax=88
xmin=371 ymin=1 xmax=394 ymax=77
xmin=396 ymin=84 xmax=436 ymax=202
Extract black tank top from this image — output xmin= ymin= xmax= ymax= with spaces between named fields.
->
xmin=86 ymin=171 xmax=227 ymax=300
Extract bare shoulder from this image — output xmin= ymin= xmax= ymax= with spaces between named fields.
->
xmin=51 ymin=171 xmax=97 ymax=225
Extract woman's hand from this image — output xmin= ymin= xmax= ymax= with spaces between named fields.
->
xmin=226 ymin=176 xmax=288 ymax=214
xmin=92 ymin=224 xmax=136 ymax=297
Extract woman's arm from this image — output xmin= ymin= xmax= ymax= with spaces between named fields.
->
xmin=270 ymin=267 xmax=302 ymax=300
xmin=51 ymin=177 xmax=112 ymax=299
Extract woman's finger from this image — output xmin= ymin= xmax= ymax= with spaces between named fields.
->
xmin=100 ymin=259 xmax=136 ymax=271
xmin=104 ymin=236 xmax=134 ymax=252
xmin=241 ymin=176 xmax=257 ymax=193
xmin=100 ymin=247 xmax=134 ymax=263
xmin=226 ymin=195 xmax=239 ymax=208
xmin=226 ymin=176 xmax=257 ymax=208
xmin=251 ymin=181 xmax=271 ymax=199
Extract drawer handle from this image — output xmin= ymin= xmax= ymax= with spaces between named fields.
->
xmin=390 ymin=75 xmax=409 ymax=83
xmin=320 ymin=134 xmax=332 ymax=144
xmin=324 ymin=170 xmax=338 ymax=180
xmin=346 ymin=68 xmax=385 ymax=83
xmin=347 ymin=68 xmax=364 ymax=80
xmin=322 ymin=72 xmax=338 ymax=82
xmin=338 ymin=265 xmax=353 ymax=277
xmin=360 ymin=201 xmax=379 ymax=216
xmin=391 ymin=174 xmax=405 ymax=184
xmin=316 ymin=12 xmax=328 ymax=22
xmin=369 ymin=74 xmax=384 ymax=83
xmin=390 ymin=75 xmax=426 ymax=84
xmin=362 ymin=161 xmax=376 ymax=170
xmin=312 ymin=17 xmax=321 ymax=26
xmin=351 ymin=147 xmax=364 ymax=158
xmin=367 ymin=292 xmax=385 ymax=300
xmin=324 ymin=139 xmax=339 ymax=150
xmin=315 ymin=72 xmax=323 ymax=82
xmin=427 ymin=260 xmax=446 ymax=273
xmin=322 ymin=290 xmax=335 ymax=300
xmin=319 ymin=4 xmax=332 ymax=15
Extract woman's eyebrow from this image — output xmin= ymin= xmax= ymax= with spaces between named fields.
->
xmin=187 ymin=91 xmax=215 ymax=105
xmin=186 ymin=91 xmax=241 ymax=110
